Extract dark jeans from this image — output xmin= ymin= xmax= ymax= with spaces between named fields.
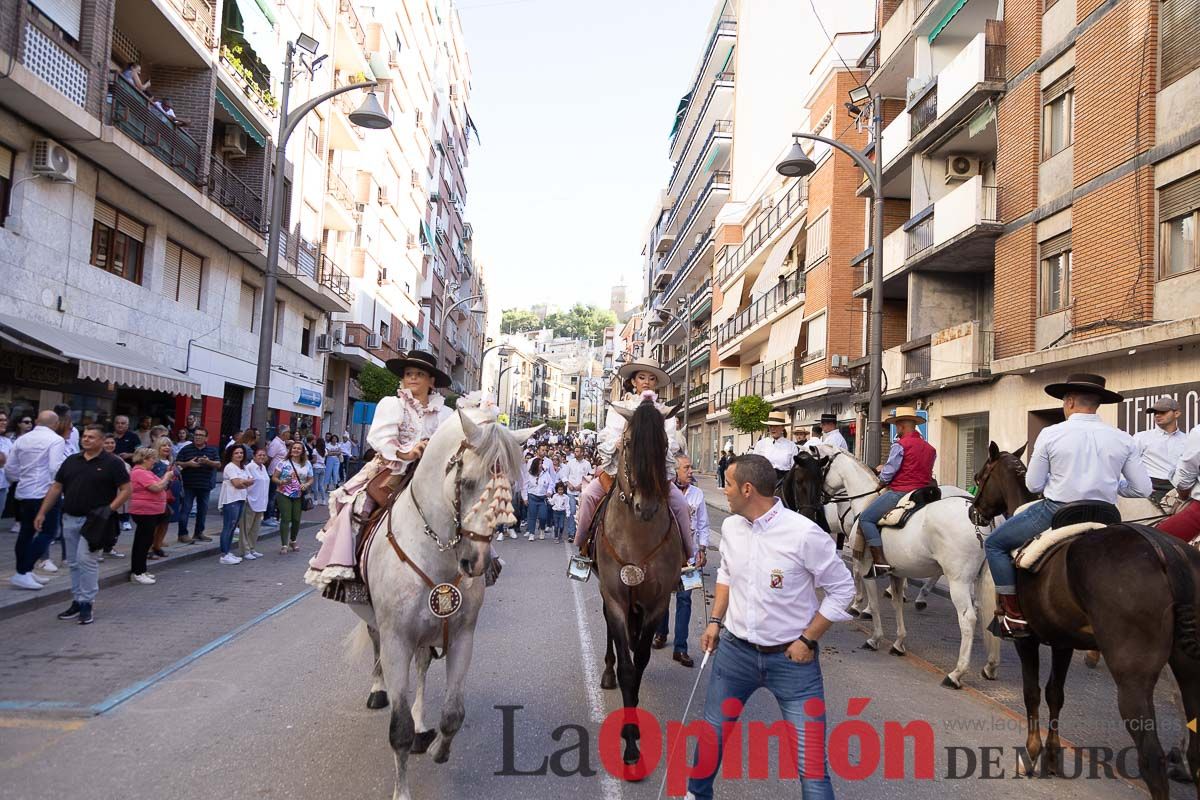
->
xmin=526 ymin=493 xmax=549 ymax=532
xmin=717 ymin=467 xmax=726 ymax=488
xmin=178 ymin=487 xmax=210 ymax=538
xmin=552 ymin=509 xmax=566 ymax=538
xmin=265 ymin=481 xmax=279 ymax=520
xmin=219 ymin=500 xmax=244 ymax=555
xmin=130 ymin=513 xmax=162 ymax=574
xmin=655 ymin=589 xmax=693 ymax=654
xmin=16 ymin=498 xmax=59 ymax=574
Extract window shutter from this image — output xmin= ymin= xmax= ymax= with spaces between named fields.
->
xmin=0 ymin=146 xmax=12 ymax=181
xmin=1161 ymin=0 xmax=1200 ymax=88
xmin=178 ymin=248 xmax=203 ymax=309
xmin=240 ymin=282 xmax=257 ymax=330
xmin=94 ymin=200 xmax=117 ymax=229
xmin=806 ymin=212 xmax=831 ymax=264
xmin=1040 ymin=230 xmax=1072 ymax=257
xmin=1042 ymin=71 xmax=1074 ymax=104
xmin=162 ymin=240 xmax=181 ymax=300
xmin=1159 ymin=173 xmax=1200 ymax=221
xmin=117 ymin=213 xmax=145 ymax=241
xmin=29 ymin=0 xmax=81 ymax=40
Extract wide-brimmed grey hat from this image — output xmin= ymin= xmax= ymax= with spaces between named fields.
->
xmin=617 ymin=358 xmax=671 ymax=389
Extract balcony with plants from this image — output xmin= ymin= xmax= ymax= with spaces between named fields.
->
xmin=219 ymin=0 xmax=279 ymax=117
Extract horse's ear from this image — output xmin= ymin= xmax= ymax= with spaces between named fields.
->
xmin=610 ymin=404 xmax=633 ymax=421
xmin=988 ymin=441 xmax=1000 ymax=461
xmin=459 ymin=410 xmax=480 ymax=444
xmin=1014 ymin=442 xmax=1028 ymax=462
xmin=512 ymin=425 xmax=544 ymax=445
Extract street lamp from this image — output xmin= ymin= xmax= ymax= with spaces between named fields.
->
xmin=776 ymin=89 xmax=884 ymax=465
xmin=251 ymin=38 xmax=391 ymax=436
xmin=647 ymin=294 xmax=693 ymax=450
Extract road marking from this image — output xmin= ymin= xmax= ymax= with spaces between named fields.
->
xmin=89 ymin=588 xmax=315 ymax=715
xmin=568 ymin=542 xmax=622 ymax=800
xmin=0 ymin=717 xmax=84 ymax=731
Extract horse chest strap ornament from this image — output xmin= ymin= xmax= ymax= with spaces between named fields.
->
xmin=386 ymin=531 xmax=463 ymax=656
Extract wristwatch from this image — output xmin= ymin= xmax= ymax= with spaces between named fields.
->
xmin=797 ymin=634 xmax=816 ymax=650
xmin=708 ymin=616 xmax=724 ymax=628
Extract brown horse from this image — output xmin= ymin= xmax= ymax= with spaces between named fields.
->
xmin=594 ymin=398 xmax=686 ymax=777
xmin=971 ymin=443 xmax=1200 ymax=797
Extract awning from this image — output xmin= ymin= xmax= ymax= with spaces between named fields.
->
xmin=215 ymin=89 xmax=267 ymax=148
xmin=421 ymin=220 xmax=434 ymax=247
xmin=0 ymin=314 xmax=200 ymax=397
xmin=717 ymin=43 xmax=734 ymax=73
xmin=669 ymin=91 xmax=692 ymax=140
xmin=466 ymin=110 xmax=481 ymax=145
xmin=929 ymin=0 xmax=969 ymax=43
xmin=764 ymin=308 xmax=805 ymax=364
xmin=712 ymin=276 xmax=745 ymax=328
xmin=749 ymin=222 xmax=805 ymax=299
xmin=226 ymin=0 xmax=280 ymax=76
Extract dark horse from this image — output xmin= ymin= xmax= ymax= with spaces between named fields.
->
xmin=972 ymin=442 xmax=1200 ymax=797
xmin=778 ymin=451 xmax=834 ymax=537
xmin=595 ymin=398 xmax=687 ymax=778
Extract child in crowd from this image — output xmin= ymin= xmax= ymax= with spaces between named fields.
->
xmin=549 ymin=482 xmax=569 ymax=543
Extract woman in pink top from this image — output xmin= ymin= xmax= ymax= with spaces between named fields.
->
xmin=129 ymin=447 xmax=171 ymax=584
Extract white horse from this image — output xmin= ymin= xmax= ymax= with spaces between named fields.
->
xmin=348 ymin=404 xmax=534 ymax=800
xmin=803 ymin=442 xmax=1001 ymax=689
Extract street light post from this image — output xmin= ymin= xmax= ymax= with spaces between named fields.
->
xmin=251 ymin=39 xmax=391 ymax=436
xmin=776 ymin=92 xmax=884 ymax=465
xmin=649 ymin=299 xmax=693 ymax=451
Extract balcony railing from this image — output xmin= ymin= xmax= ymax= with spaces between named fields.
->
xmin=909 ymin=81 xmax=938 ymax=139
xmin=661 ymin=228 xmax=715 ymax=303
xmin=167 ymin=0 xmax=215 ymax=48
xmin=716 ymin=178 xmax=808 ymax=285
xmin=318 ymin=252 xmax=354 ymax=305
xmin=21 ymin=22 xmax=89 ymax=107
xmin=903 ymin=341 xmax=931 ymax=386
xmin=661 ymin=172 xmax=730 ymax=272
xmin=716 ymin=270 xmax=806 ymax=349
xmin=907 ymin=212 xmax=935 ymax=258
xmin=207 ymin=158 xmax=265 ymax=230
xmin=327 ymin=167 xmax=355 ymax=210
xmin=338 ymin=0 xmax=367 ymax=46
xmin=712 ymin=356 xmax=805 ymax=410
xmin=108 ymin=78 xmax=202 ymax=185
xmin=220 ymin=45 xmax=277 ymax=114
xmin=664 ymin=329 xmax=711 ymax=375
xmin=670 ymin=14 xmax=737 ymax=149
xmin=667 ymin=120 xmax=733 ymax=212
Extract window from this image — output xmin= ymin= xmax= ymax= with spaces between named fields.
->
xmin=306 ymin=126 xmax=319 ymax=156
xmin=90 ymin=201 xmax=145 ymax=284
xmin=805 ymin=313 xmax=827 ymax=360
xmin=955 ymin=413 xmax=990 ymax=490
xmin=274 ymin=300 xmax=285 ymax=344
xmin=379 ymin=320 xmax=390 ymax=340
xmin=301 ymin=317 xmax=314 ymax=356
xmin=0 ymin=145 xmax=12 ymax=227
xmin=1041 ymin=71 xmax=1074 ymax=159
xmin=162 ymin=241 xmax=203 ymax=309
xmin=806 ymin=212 xmax=831 ymax=265
xmin=1162 ymin=0 xmax=1200 ymax=87
xmin=1159 ymin=173 xmax=1200 ymax=277
xmin=240 ymin=282 xmax=259 ymax=332
xmin=1038 ymin=230 xmax=1072 ymax=314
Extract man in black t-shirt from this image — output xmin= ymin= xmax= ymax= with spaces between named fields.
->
xmin=175 ymin=427 xmax=221 ymax=544
xmin=111 ymin=415 xmax=141 ymax=462
xmin=35 ymin=425 xmax=130 ymax=624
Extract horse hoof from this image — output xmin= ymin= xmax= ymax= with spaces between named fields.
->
xmin=600 ymin=672 xmax=617 ymax=690
xmin=432 ymin=745 xmax=451 ymax=764
xmin=1167 ymin=750 xmax=1191 ymax=783
xmin=411 ymin=729 xmax=437 ymax=755
xmin=859 ymin=612 xmax=873 ymax=621
xmin=941 ymin=675 xmax=962 ymax=690
xmin=366 ymin=690 xmax=389 ymax=710
xmin=889 ymin=645 xmax=906 ymax=657
xmin=847 ymin=607 xmax=861 ymax=618
xmin=1084 ymin=652 xmax=1101 ymax=669
xmin=982 ymin=666 xmax=998 ymax=681
xmin=860 ymin=641 xmax=878 ymax=652
xmin=915 ymin=600 xmax=927 ymax=611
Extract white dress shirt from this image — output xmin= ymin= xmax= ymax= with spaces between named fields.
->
xmin=752 ymin=435 xmax=799 ymax=471
xmin=1132 ymin=426 xmax=1187 ymax=482
xmin=366 ymin=390 xmax=453 ymax=472
xmin=717 ymin=500 xmax=854 ymax=646
xmin=1174 ymin=426 xmax=1200 ymax=493
xmin=680 ymin=482 xmax=710 ymax=549
xmin=561 ymin=457 xmax=592 ymax=493
xmin=0 ymin=436 xmax=12 ymax=490
xmin=4 ymin=426 xmax=68 ymax=500
xmin=821 ymin=428 xmax=849 ymax=450
xmin=65 ymin=427 xmax=80 ymax=456
xmin=524 ymin=467 xmax=555 ymax=496
xmin=1026 ymin=413 xmax=1152 ymax=503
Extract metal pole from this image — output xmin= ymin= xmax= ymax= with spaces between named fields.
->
xmin=682 ymin=305 xmax=691 ymax=454
xmin=866 ymin=98 xmax=885 ymax=467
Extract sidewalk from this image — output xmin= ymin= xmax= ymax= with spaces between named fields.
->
xmin=694 ymin=473 xmax=729 ymax=515
xmin=0 ymin=499 xmax=327 ymax=621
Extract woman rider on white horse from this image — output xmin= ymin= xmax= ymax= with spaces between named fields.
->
xmin=573 ymin=358 xmax=695 ymax=560
xmin=306 ymin=350 xmax=455 ymax=591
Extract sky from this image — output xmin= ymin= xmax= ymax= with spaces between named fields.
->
xmin=458 ymin=0 xmax=715 ymax=314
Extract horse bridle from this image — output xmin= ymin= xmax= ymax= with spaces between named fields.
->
xmin=405 ymin=439 xmax=496 ymax=551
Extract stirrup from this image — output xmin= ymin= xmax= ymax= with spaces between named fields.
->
xmin=866 ymin=563 xmax=893 ymax=579
xmin=996 ymin=614 xmax=1031 ymax=639
xmin=567 ymin=553 xmax=593 ymax=582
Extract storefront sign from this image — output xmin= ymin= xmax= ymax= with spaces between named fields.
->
xmin=1118 ymin=381 xmax=1200 ymax=435
xmin=0 ymin=350 xmax=65 ymax=386
xmin=297 ymin=388 xmax=322 ymax=408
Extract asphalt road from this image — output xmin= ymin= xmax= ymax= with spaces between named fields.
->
xmin=0 ymin=503 xmax=1188 ymax=799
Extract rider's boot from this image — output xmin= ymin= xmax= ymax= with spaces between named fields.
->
xmin=867 ymin=546 xmax=893 ymax=578
xmin=997 ymin=593 xmax=1030 ymax=639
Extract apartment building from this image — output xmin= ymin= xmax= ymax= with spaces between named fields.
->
xmin=847 ymin=0 xmax=1200 ymax=489
xmin=0 ymin=0 xmax=352 ymax=437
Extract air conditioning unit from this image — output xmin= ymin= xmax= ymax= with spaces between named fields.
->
xmin=830 ymin=354 xmax=849 ymax=368
xmin=378 ymin=186 xmax=391 ymax=206
xmin=366 ymin=334 xmax=382 ymax=349
xmin=388 ymin=49 xmax=401 ymax=67
xmin=378 ymin=267 xmax=389 ymax=284
xmin=945 ymin=155 xmax=980 ymax=183
xmin=221 ymin=126 xmax=247 ymax=158
xmin=31 ymin=139 xmax=77 ymax=182
xmin=316 ymin=333 xmax=332 ymax=352
xmin=430 ymin=190 xmax=441 ymax=203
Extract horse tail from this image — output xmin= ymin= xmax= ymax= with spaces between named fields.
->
xmin=627 ymin=402 xmax=669 ymax=500
xmin=1161 ymin=538 xmax=1200 ymax=661
xmin=344 ymin=620 xmax=373 ymax=662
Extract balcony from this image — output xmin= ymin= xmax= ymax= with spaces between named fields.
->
xmin=107 ymin=78 xmax=203 ymax=185
xmin=219 ymin=45 xmax=278 ymax=117
xmin=669 ymin=14 xmax=737 ymax=158
xmin=660 ymin=226 xmax=715 ymax=306
xmin=716 ymin=270 xmax=807 ymax=352
xmin=277 ymin=231 xmax=354 ymax=312
xmin=17 ymin=21 xmax=89 ymax=107
xmin=324 ymin=167 xmax=357 ymax=231
xmin=666 ymin=122 xmax=733 ymax=231
xmin=207 ymin=157 xmax=264 ymax=230
xmin=910 ymin=31 xmax=1005 ymax=150
xmin=910 ymin=177 xmax=1000 ymax=270
xmin=712 ymin=357 xmax=804 ymax=412
xmin=665 ymin=330 xmax=711 ymax=376
xmin=335 ymin=0 xmax=372 ymax=76
xmin=716 ymin=178 xmax=808 ymax=288
xmin=667 ymin=119 xmax=734 ymax=205
xmin=930 ymin=321 xmax=992 ymax=382
xmin=165 ymin=0 xmax=216 ymax=48
xmin=329 ymin=83 xmax=364 ymax=149
xmin=661 ymin=170 xmax=731 ymax=270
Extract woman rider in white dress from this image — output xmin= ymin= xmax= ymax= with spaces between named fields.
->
xmin=572 ymin=358 xmax=695 ymax=560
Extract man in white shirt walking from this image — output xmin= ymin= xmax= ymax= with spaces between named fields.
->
xmin=752 ymin=411 xmax=799 ymax=482
xmin=687 ymin=454 xmax=853 ymax=800
xmin=1159 ymin=423 xmax=1200 ymax=542
xmin=1132 ymin=396 xmax=1187 ymax=501
xmin=818 ymin=414 xmax=848 ymax=450
xmin=652 ymin=454 xmax=710 ymax=667
xmin=984 ymin=373 xmax=1152 ymax=638
xmin=5 ymin=410 xmax=67 ymax=589
xmin=561 ymin=445 xmax=591 ymax=539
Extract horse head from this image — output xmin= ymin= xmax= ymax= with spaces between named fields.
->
xmin=970 ymin=440 xmax=1028 ymax=525
xmin=610 ymin=398 xmax=669 ymax=522
xmin=421 ymin=407 xmax=539 ymax=579
xmin=782 ymin=449 xmax=828 ymax=523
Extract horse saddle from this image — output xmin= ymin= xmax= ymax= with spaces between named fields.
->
xmin=1012 ymin=501 xmax=1120 ymax=573
xmin=879 ymin=486 xmax=942 ymax=530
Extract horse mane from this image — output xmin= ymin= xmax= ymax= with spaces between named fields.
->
xmin=466 ymin=413 xmax=526 ymax=487
xmin=625 ymin=402 xmax=669 ymax=500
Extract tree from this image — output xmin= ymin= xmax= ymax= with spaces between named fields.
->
xmin=545 ymin=418 xmax=565 ymax=432
xmin=501 ymin=309 xmax=541 ymax=334
xmin=543 ymin=304 xmax=617 ymax=342
xmin=582 ymin=421 xmax=597 ymax=431
xmin=359 ymin=363 xmax=398 ymax=403
xmin=729 ymin=395 xmax=772 ymax=436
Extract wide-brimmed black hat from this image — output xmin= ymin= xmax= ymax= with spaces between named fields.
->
xmin=820 ymin=413 xmax=838 ymax=424
xmin=386 ymin=350 xmax=451 ymax=388
xmin=1044 ymin=373 xmax=1122 ymax=404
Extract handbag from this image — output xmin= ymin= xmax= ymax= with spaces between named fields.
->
xmin=293 ymin=459 xmax=315 ymax=511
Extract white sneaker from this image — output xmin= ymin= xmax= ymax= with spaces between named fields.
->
xmin=527 ymin=533 xmax=534 ymax=541
xmin=219 ymin=553 xmax=242 ymax=565
xmin=539 ymin=532 xmax=545 ymax=540
xmin=130 ymin=573 xmax=156 ymax=585
xmin=509 ymin=531 xmax=517 ymax=539
xmin=242 ymin=552 xmax=258 ymax=560
xmin=10 ymin=522 xmax=18 ymax=533
xmin=120 ymin=521 xmax=132 ymax=531
xmin=30 ymin=573 xmax=50 ymax=585
xmin=10 ymin=573 xmax=43 ymax=590
xmin=37 ymin=559 xmax=59 ymax=573
xmin=250 ymin=550 xmax=264 ymax=558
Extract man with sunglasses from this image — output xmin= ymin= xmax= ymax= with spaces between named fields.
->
xmin=1133 ymin=396 xmax=1187 ymax=503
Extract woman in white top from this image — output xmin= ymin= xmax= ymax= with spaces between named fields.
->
xmin=524 ymin=457 xmax=556 ymax=540
xmin=217 ymin=445 xmax=253 ymax=564
xmin=310 ymin=438 xmax=327 ymax=506
xmin=240 ymin=448 xmax=270 ymax=560
xmin=306 ymin=351 xmax=454 ymax=590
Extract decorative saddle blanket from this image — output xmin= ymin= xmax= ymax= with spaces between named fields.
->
xmin=878 ymin=486 xmax=942 ymax=529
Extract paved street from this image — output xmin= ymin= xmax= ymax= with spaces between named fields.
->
xmin=1 ymin=491 xmax=1191 ymax=799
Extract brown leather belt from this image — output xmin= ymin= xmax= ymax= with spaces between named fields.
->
xmin=728 ymin=632 xmax=798 ymax=655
